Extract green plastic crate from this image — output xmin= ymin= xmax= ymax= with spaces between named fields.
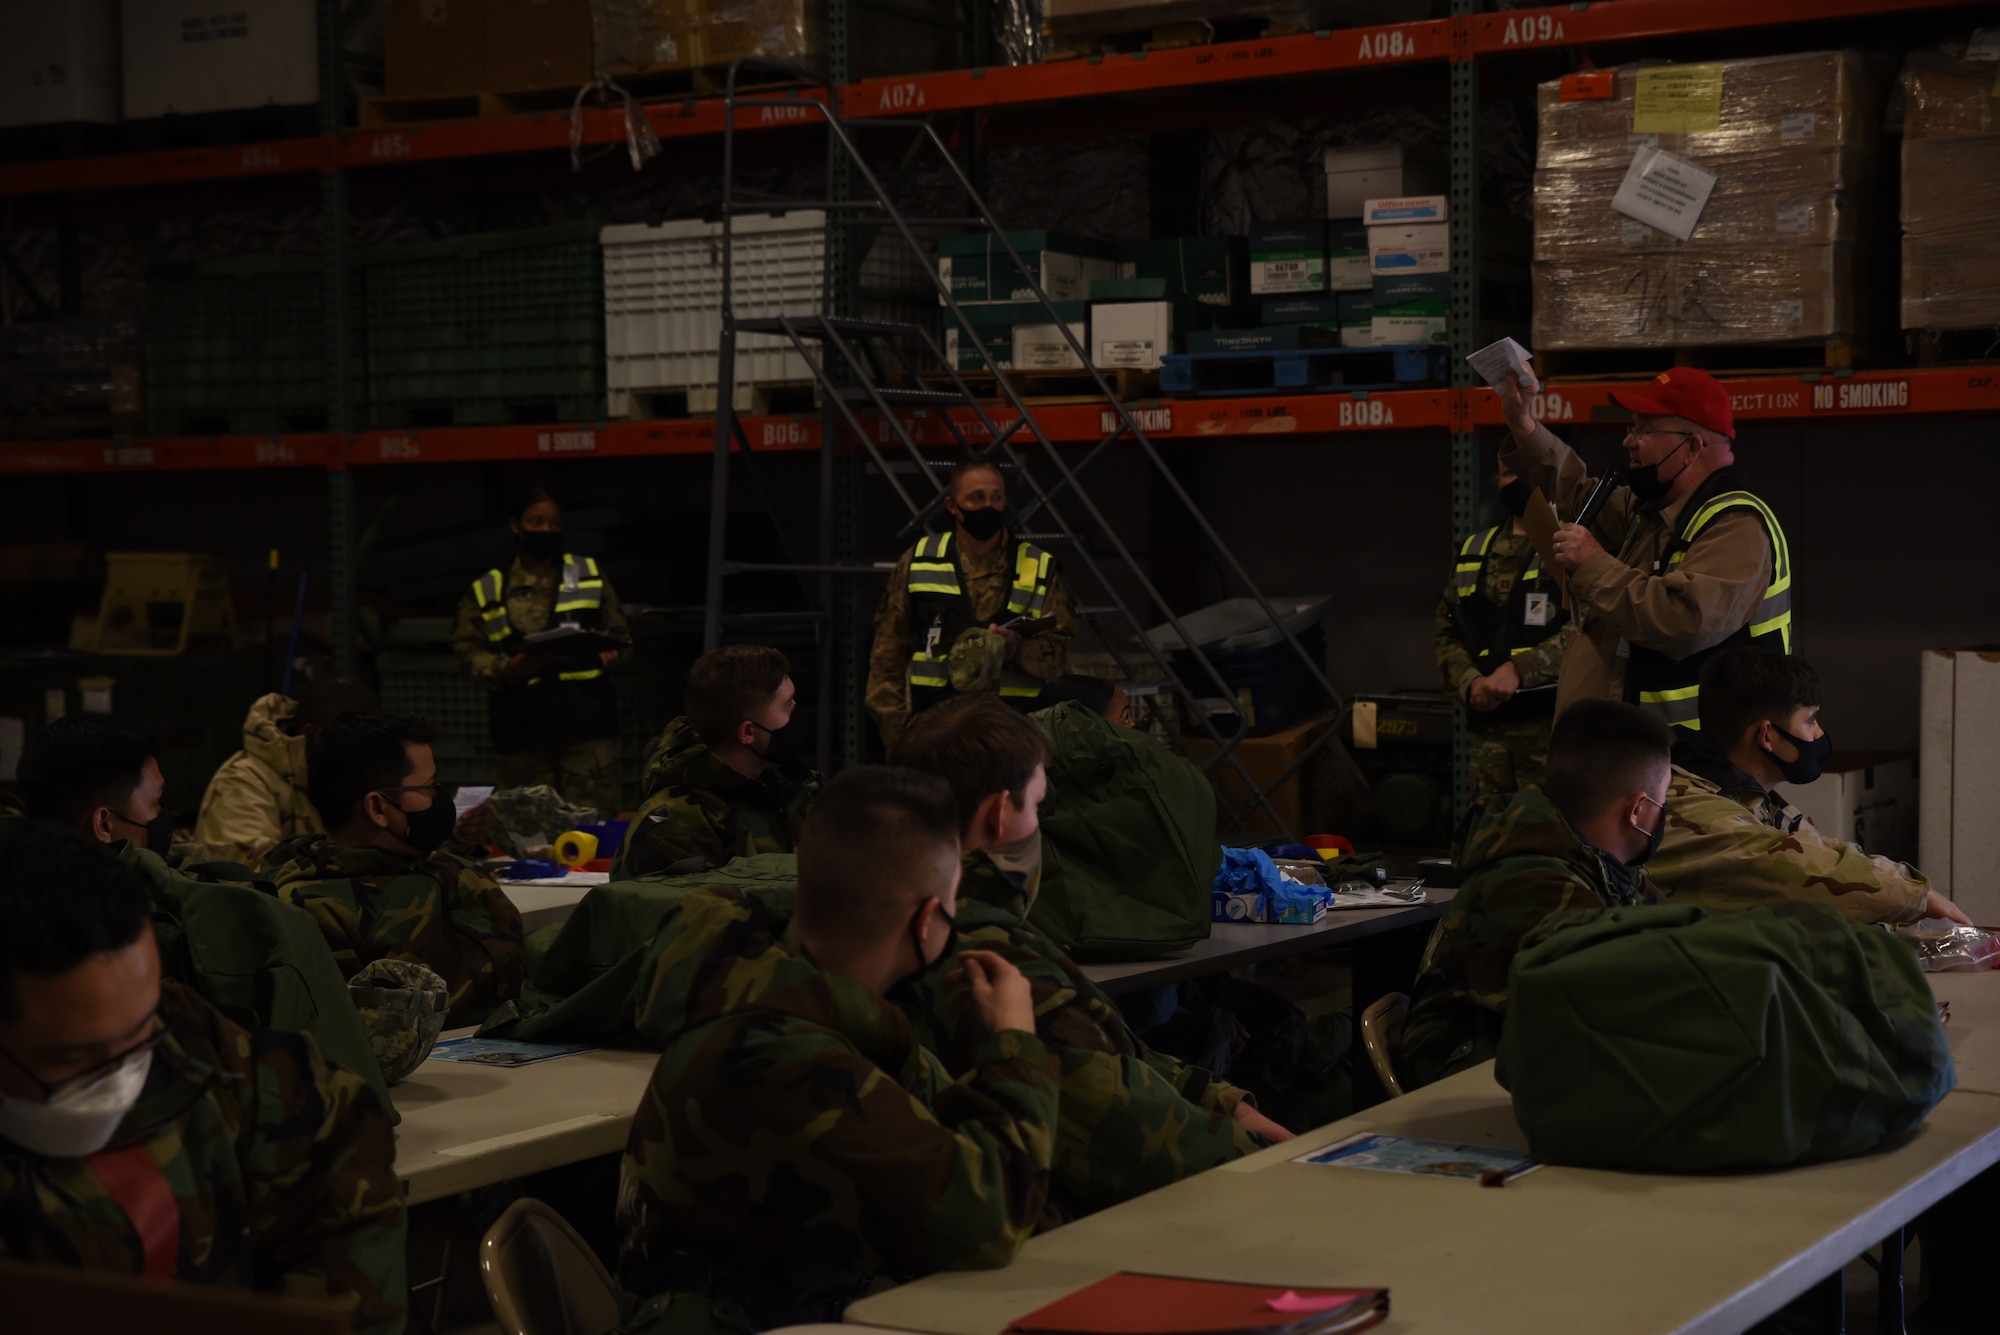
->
xmin=144 ymin=257 xmax=361 ymax=436
xmin=365 ymin=222 xmax=606 ymax=429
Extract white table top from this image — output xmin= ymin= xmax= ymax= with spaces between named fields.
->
xmin=393 ymin=1031 xmax=657 ymax=1206
xmin=1930 ymin=970 xmax=2000 ymax=1095
xmin=1080 ymin=887 xmax=1455 ymax=996
xmin=502 ymin=881 xmax=596 ymax=935
xmin=847 ymin=1063 xmax=2000 ymax=1335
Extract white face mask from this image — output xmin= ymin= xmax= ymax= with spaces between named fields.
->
xmin=985 ymin=829 xmax=1045 ymax=910
xmin=0 ymin=1048 xmax=154 ymax=1159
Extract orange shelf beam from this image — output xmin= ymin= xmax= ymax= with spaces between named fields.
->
xmin=1467 ymin=0 xmax=1984 ymax=54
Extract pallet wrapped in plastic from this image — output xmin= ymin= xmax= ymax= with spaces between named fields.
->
xmin=1900 ymin=53 xmax=2000 ymax=330
xmin=1534 ymin=246 xmax=1855 ymax=350
xmin=1534 ymin=147 xmax=1871 ymax=260
xmin=1535 ymin=50 xmax=1880 ymax=171
xmin=591 ymin=0 xmax=822 ymax=77
xmin=1042 ymin=0 xmax=1346 ymax=45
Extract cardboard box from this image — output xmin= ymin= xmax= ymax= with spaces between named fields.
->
xmin=941 ymin=301 xmax=1058 ymax=371
xmin=938 ymin=231 xmax=1119 ymax=305
xmin=1183 ymin=711 xmax=1337 ymax=840
xmin=1118 ymin=237 xmax=1244 ymax=307
xmin=123 ymin=0 xmax=320 ymax=116
xmin=1372 ymin=272 xmax=1450 ymax=308
xmin=0 ymin=2 xmax=120 ymax=128
xmin=1013 ymin=316 xmax=1090 ymax=370
xmin=1368 ymin=222 xmax=1450 ymax=276
xmin=1780 ymin=751 xmax=1917 ymax=866
xmin=1372 ymin=314 xmax=1447 ymax=345
xmin=1261 ymin=296 xmax=1342 ymax=324
xmin=1340 ymin=325 xmax=1374 ymax=348
xmin=1249 ymin=222 xmax=1327 ymax=296
xmin=1211 ymin=880 xmax=1327 ymax=925
xmin=1363 ymin=195 xmax=1450 ymax=226
xmin=1186 ymin=326 xmax=1340 ymax=354
xmin=1325 ymin=144 xmax=1442 ymax=219
xmin=486 ymin=0 xmax=592 ymax=92
xmin=1326 ymin=220 xmax=1371 ymax=292
xmin=386 ymin=0 xmax=487 ymax=97
xmin=1092 ymin=300 xmax=1173 ymax=369
xmin=1921 ymin=647 xmax=2000 ymax=921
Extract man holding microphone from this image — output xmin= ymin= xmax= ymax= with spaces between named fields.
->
xmin=1498 ymin=365 xmax=1793 ymax=730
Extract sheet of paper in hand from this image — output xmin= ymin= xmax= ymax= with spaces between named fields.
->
xmin=1519 ymin=488 xmax=1570 ymax=609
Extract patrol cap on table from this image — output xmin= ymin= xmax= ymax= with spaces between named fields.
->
xmin=348 ymin=958 xmax=449 ymax=1084
xmin=1609 ymin=366 xmax=1735 ymax=440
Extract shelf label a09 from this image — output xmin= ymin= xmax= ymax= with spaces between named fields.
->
xmin=1531 ymin=390 xmax=1577 ymax=422
xmin=1498 ymin=13 xmax=1566 ymax=46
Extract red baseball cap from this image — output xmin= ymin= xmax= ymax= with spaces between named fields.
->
xmin=1608 ymin=367 xmax=1734 ymax=440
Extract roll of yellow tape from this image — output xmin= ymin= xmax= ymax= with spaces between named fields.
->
xmin=553 ymin=830 xmax=599 ymax=868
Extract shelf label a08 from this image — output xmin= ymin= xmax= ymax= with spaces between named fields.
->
xmin=1355 ymin=28 xmax=1421 ymax=60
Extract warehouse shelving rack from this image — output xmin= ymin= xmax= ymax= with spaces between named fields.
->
xmin=4 ymin=0 xmax=1994 ymax=757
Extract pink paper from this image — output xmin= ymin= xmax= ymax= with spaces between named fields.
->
xmin=1267 ymin=1291 xmax=1355 ymax=1314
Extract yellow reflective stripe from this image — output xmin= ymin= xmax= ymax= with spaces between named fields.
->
xmin=1751 ymin=611 xmax=1793 ymax=641
xmin=557 ymin=668 xmax=603 ymax=683
xmin=908 ymin=580 xmax=959 ymax=594
xmin=1638 ymin=685 xmax=1701 ymax=703
xmin=998 ymin=684 xmax=1042 ymax=697
xmin=909 ymin=669 xmax=949 ymax=686
xmin=1510 ymin=645 xmax=1536 ymax=656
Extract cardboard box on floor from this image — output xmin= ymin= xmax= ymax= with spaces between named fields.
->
xmin=1780 ymin=751 xmax=1917 ymax=866
xmin=1182 ymin=711 xmax=1337 ymax=840
xmin=1921 ymin=647 xmax=2000 ymax=922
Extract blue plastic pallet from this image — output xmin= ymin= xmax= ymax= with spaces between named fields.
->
xmin=1159 ymin=344 xmax=1448 ymax=396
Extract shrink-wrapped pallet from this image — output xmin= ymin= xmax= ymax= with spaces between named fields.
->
xmin=1900 ymin=52 xmax=2000 ymax=330
xmin=1531 ymin=51 xmax=1880 ymax=350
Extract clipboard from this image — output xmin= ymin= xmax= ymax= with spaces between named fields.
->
xmin=520 ymin=624 xmax=633 ymax=661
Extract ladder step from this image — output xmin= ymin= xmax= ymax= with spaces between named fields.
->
xmin=735 ymin=316 xmax=923 ymax=339
xmin=1075 ymin=605 xmax=1128 ymax=620
xmin=1010 ymin=531 xmax=1073 ymax=545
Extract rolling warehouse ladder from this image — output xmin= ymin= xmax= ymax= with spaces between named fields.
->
xmin=700 ymin=58 xmax=1347 ymax=842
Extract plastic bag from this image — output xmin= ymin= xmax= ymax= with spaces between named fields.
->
xmin=1894 ymin=916 xmax=2000 ymax=972
xmin=1214 ymin=848 xmax=1327 ymax=923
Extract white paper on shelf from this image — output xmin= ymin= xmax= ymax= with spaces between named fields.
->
xmin=453 ymin=785 xmax=494 ymax=819
xmin=1611 ymin=146 xmax=1718 ymax=243
xmin=1466 ymin=337 xmax=1538 ymax=393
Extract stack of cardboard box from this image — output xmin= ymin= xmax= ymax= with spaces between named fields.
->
xmin=1530 ymin=51 xmax=1881 ymax=351
xmin=1900 ymin=51 xmax=2000 ymax=332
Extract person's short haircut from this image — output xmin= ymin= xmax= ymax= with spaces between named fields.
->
xmin=295 ymin=672 xmax=382 ymax=731
xmin=0 ymin=824 xmax=152 ymax=1022
xmin=684 ymin=644 xmax=791 ymax=746
xmin=1543 ymin=699 xmax=1673 ymax=822
xmin=1034 ymin=674 xmax=1115 ymax=718
xmin=1699 ymin=649 xmax=1823 ymax=746
xmin=307 ymin=710 xmax=437 ymax=828
xmin=794 ymin=766 xmax=961 ymax=950
xmin=946 ymin=456 xmax=1005 ymax=499
xmin=890 ymin=695 xmax=1049 ymax=835
xmin=510 ymin=485 xmax=560 ymax=522
xmin=16 ymin=717 xmax=156 ymax=827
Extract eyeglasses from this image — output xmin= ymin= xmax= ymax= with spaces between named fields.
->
xmin=1623 ymin=427 xmax=1698 ymax=447
xmin=0 ymin=1013 xmax=163 ymax=1103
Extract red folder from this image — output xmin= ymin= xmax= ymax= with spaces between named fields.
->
xmin=1004 ymin=1273 xmax=1389 ymax=1335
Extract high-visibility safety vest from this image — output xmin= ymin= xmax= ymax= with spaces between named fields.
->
xmin=1623 ymin=479 xmax=1793 ymax=731
xmin=472 ymin=554 xmax=606 ymax=685
xmin=1451 ymin=525 xmax=1569 ymax=723
xmin=905 ymin=531 xmax=1054 ymax=710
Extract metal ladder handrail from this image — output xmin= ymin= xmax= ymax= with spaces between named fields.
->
xmin=706 ymin=58 xmax=1354 ymax=838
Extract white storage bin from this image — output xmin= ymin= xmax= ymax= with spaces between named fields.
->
xmin=0 ymin=2 xmax=120 ymax=129
xmin=600 ymin=212 xmax=935 ymax=415
xmin=121 ymin=0 xmax=318 ymax=118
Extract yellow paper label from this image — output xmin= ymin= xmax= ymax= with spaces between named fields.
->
xmin=1632 ymin=64 xmax=1726 ymax=135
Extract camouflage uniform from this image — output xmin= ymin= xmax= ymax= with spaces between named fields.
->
xmin=900 ymin=852 xmax=1258 ymax=1219
xmin=1648 ymin=748 xmax=1931 ymax=925
xmin=612 ymin=718 xmax=823 ymax=879
xmin=1402 ymin=787 xmax=1657 ymax=1089
xmin=451 ymin=555 xmax=632 ymax=818
xmin=114 ymin=839 xmax=396 ymax=1123
xmin=191 ymin=693 xmax=323 ymax=867
xmin=616 ymin=886 xmax=1059 ymax=1333
xmin=0 ymin=981 xmax=407 ymax=1335
xmin=865 ymin=537 xmax=1078 ymax=748
xmin=265 ymin=833 xmax=524 ymax=1029
xmin=1435 ymin=528 xmax=1577 ymax=803
xmin=347 ymin=958 xmax=450 ymax=1084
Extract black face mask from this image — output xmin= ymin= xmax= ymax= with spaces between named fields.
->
xmin=750 ymin=720 xmax=801 ymax=770
xmin=955 ymin=504 xmax=1007 ymax=542
xmin=1627 ymin=797 xmax=1667 ymax=867
xmin=1767 ymin=723 xmax=1833 ymax=786
xmin=515 ymin=529 xmax=563 ymax=562
xmin=1498 ymin=477 xmax=1533 ymax=518
xmin=910 ymin=902 xmax=959 ymax=974
xmin=1625 ymin=438 xmax=1695 ymax=507
xmin=109 ymin=809 xmax=176 ymax=856
xmin=390 ymin=796 xmax=458 ymax=856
